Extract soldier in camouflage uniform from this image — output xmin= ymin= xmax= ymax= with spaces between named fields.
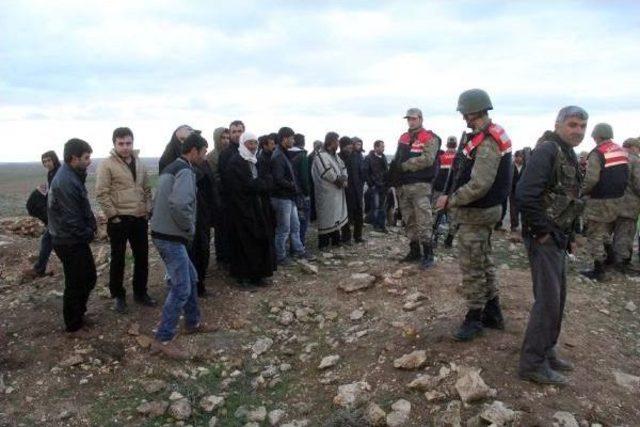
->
xmin=580 ymin=123 xmax=629 ymax=281
xmin=612 ymin=138 xmax=640 ymax=272
xmin=393 ymin=108 xmax=442 ymax=269
xmin=436 ymin=89 xmax=512 ymax=342
xmin=516 ymin=105 xmax=588 ymax=385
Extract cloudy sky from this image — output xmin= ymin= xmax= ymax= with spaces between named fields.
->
xmin=1 ymin=0 xmax=639 ymax=162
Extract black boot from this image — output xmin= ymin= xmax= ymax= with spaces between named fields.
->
xmin=453 ymin=309 xmax=484 ymax=341
xmin=421 ymin=242 xmax=436 ymax=269
xmin=580 ymin=260 xmax=605 ymax=281
xmin=604 ymin=244 xmax=615 ymax=266
xmin=444 ymin=234 xmax=454 ymax=248
xmin=401 ymin=241 xmax=421 ymax=262
xmin=481 ymin=296 xmax=505 ymax=330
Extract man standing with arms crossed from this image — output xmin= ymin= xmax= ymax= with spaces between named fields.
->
xmin=437 ymin=89 xmax=512 ymax=342
xmin=516 ymin=106 xmax=588 ymax=384
xmin=96 ymin=127 xmax=156 ymax=313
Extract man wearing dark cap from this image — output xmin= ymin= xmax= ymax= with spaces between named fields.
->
xmin=580 ymin=123 xmax=629 ymax=280
xmin=516 ymin=106 xmax=588 ymax=385
xmin=612 ymin=137 xmax=640 ymax=272
xmin=392 ymin=107 xmax=441 ymax=269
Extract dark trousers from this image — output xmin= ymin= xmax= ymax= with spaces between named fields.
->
xmin=53 ymin=243 xmax=97 ymax=332
xmin=215 ymin=202 xmax=231 ymax=264
xmin=519 ymin=237 xmax=567 ymax=373
xmin=107 ymin=216 xmax=149 ymax=300
xmin=509 ymin=193 xmax=520 ymax=231
xmin=343 ymin=203 xmax=364 ymax=242
xmin=318 ymin=230 xmax=342 ymax=249
xmin=188 ymin=219 xmax=211 ymax=295
xmin=33 ymin=227 xmax=53 ymax=274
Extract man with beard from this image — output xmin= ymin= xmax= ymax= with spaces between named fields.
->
xmin=393 ymin=108 xmax=441 ymax=269
xmin=516 ymin=106 xmax=588 ymax=385
xmin=48 ymin=139 xmax=97 ymax=336
xmin=217 ymin=120 xmax=245 ymax=269
xmin=437 ymin=89 xmax=512 ymax=342
xmin=312 ymin=132 xmax=349 ymax=249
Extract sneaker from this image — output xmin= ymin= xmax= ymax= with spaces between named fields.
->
xmin=21 ymin=268 xmax=46 ymax=281
xmin=519 ymin=366 xmax=568 ymax=385
xmin=113 ymin=297 xmax=127 ymax=314
xmin=184 ymin=322 xmax=218 ymax=335
xmin=294 ymin=251 xmax=316 ymax=261
xmin=150 ymin=340 xmax=190 ymax=360
xmin=134 ymin=294 xmax=158 ymax=307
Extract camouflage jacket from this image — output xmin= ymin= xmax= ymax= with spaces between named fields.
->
xmin=618 ymin=151 xmax=640 ymax=219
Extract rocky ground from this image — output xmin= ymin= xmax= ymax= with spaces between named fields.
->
xmin=0 ymin=217 xmax=639 ymax=426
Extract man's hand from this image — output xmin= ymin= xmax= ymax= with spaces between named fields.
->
xmin=436 ymin=195 xmax=448 ymax=210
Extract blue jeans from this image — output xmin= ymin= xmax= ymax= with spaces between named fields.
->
xmin=298 ymin=196 xmax=311 ymax=247
xmin=34 ymin=227 xmax=53 ymax=274
xmin=271 ymin=198 xmax=305 ymax=261
xmin=153 ymin=238 xmax=200 ymax=342
xmin=369 ymin=187 xmax=387 ymax=229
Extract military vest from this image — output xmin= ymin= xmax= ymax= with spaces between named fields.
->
xmin=590 ymin=140 xmax=629 ymax=199
xmin=541 ymin=140 xmax=582 ymax=232
xmin=453 ymin=122 xmax=513 ymax=208
xmin=396 ymin=128 xmax=440 ymax=185
xmin=433 ymin=149 xmax=456 ymax=191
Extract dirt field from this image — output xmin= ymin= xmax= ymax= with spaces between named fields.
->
xmin=0 ymin=221 xmax=639 ymax=426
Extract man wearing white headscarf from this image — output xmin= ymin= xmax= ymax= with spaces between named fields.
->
xmin=223 ymin=132 xmax=277 ymax=287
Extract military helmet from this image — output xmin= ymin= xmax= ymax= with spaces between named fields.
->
xmin=591 ymin=123 xmax=613 ymax=140
xmin=457 ymin=89 xmax=493 ymax=114
xmin=446 ymin=136 xmax=457 ymax=148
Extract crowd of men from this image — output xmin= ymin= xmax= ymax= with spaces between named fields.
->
xmin=21 ymin=88 xmax=640 ymax=384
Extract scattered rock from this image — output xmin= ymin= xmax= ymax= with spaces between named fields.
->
xmin=281 ymin=420 xmax=310 ymax=427
xmin=169 ymin=391 xmax=184 ymax=401
xmin=613 ymin=370 xmax=640 ymax=391
xmin=208 ymin=416 xmax=218 ymax=427
xmin=625 ymin=301 xmax=637 ymax=312
xmin=338 ymin=273 xmax=376 ymax=293
xmin=247 ymin=406 xmax=267 ymax=422
xmin=455 ymin=370 xmax=496 ymax=403
xmin=433 ymin=400 xmax=462 ymax=427
xmin=268 ymin=409 xmax=286 ymax=426
xmin=136 ymin=335 xmax=153 ymax=349
xmin=295 ymin=307 xmax=315 ymax=322
xmin=552 ymin=411 xmax=579 ymax=427
xmin=298 ymin=260 xmax=318 ymax=274
xmin=318 ymin=355 xmax=341 ymax=370
xmin=60 ymin=354 xmax=83 ymax=367
xmin=169 ymin=399 xmax=192 ymax=420
xmin=278 ymin=311 xmax=295 ymax=326
xmin=350 ymin=309 xmax=365 ymax=320
xmin=424 ymin=390 xmax=447 ymax=402
xmin=364 ymin=402 xmax=386 ymax=426
xmin=386 ymin=399 xmax=411 ymax=427
xmin=200 ymin=395 xmax=225 ymax=413
xmin=480 ymin=401 xmax=519 ymax=425
xmin=127 ymin=322 xmax=140 ymax=336
xmin=137 ymin=400 xmax=169 ymax=417
xmin=141 ymin=379 xmax=166 ymax=394
xmin=407 ymin=373 xmax=439 ymax=391
xmin=333 ymin=381 xmax=371 ymax=409
xmin=403 ymin=301 xmax=423 ymax=311
xmin=252 ymin=337 xmax=274 ymax=356
xmin=393 ymin=350 xmax=427 ymax=370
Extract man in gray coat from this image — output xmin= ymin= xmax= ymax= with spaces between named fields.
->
xmin=150 ymin=133 xmax=216 ymax=359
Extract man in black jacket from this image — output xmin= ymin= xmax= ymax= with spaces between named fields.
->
xmin=48 ymin=139 xmax=97 ymax=336
xmin=509 ymin=150 xmax=526 ymax=232
xmin=364 ymin=140 xmax=389 ymax=232
xmin=270 ymin=127 xmax=312 ymax=265
xmin=158 ymin=125 xmax=195 ymax=174
xmin=516 ymin=106 xmax=588 ymax=385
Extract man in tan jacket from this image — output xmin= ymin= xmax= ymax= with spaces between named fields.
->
xmin=96 ymin=127 xmax=155 ymax=313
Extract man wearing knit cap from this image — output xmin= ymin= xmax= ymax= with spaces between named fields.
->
xmin=580 ymin=123 xmax=629 ymax=280
xmin=612 ymin=137 xmax=640 ymax=272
